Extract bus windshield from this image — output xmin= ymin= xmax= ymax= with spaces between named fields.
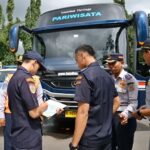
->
xmin=34 ymin=27 xmax=126 ymax=65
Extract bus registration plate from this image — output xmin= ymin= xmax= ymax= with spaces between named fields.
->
xmin=65 ymin=110 xmax=77 ymax=118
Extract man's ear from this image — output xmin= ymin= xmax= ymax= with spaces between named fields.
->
xmin=82 ymin=52 xmax=88 ymax=60
xmin=79 ymin=52 xmax=84 ymax=59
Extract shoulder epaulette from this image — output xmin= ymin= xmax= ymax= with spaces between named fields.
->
xmin=76 ymin=75 xmax=83 ymax=80
xmin=5 ymin=73 xmax=13 ymax=82
xmin=125 ymin=74 xmax=132 ymax=80
xmin=26 ymin=77 xmax=35 ymax=83
xmin=32 ymin=75 xmax=40 ymax=87
xmin=32 ymin=75 xmax=40 ymax=80
xmin=74 ymin=75 xmax=83 ymax=86
xmin=26 ymin=77 xmax=36 ymax=94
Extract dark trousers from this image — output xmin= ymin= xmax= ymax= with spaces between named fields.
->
xmin=12 ymin=145 xmax=42 ymax=150
xmin=79 ymin=142 xmax=111 ymax=150
xmin=3 ymin=113 xmax=12 ymax=150
xmin=112 ymin=113 xmax=137 ymax=150
xmin=79 ymin=136 xmax=111 ymax=150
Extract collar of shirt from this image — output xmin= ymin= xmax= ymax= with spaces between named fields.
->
xmin=79 ymin=61 xmax=99 ymax=74
xmin=87 ymin=61 xmax=99 ymax=68
xmin=112 ymin=69 xmax=127 ymax=81
xmin=18 ymin=66 xmax=32 ymax=76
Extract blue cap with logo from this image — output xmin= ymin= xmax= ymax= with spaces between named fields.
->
xmin=141 ymin=38 xmax=150 ymax=51
xmin=23 ymin=51 xmax=47 ymax=71
xmin=106 ymin=53 xmax=124 ymax=63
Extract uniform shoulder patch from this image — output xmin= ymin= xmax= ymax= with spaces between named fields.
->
xmin=32 ymin=75 xmax=40 ymax=88
xmin=32 ymin=75 xmax=40 ymax=81
xmin=26 ymin=77 xmax=35 ymax=83
xmin=125 ymin=74 xmax=132 ymax=80
xmin=7 ymin=73 xmax=13 ymax=79
xmin=5 ymin=73 xmax=13 ymax=82
xmin=26 ymin=77 xmax=36 ymax=94
xmin=76 ymin=75 xmax=83 ymax=80
xmin=74 ymin=75 xmax=83 ymax=86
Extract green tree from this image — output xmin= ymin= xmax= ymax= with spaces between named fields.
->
xmin=7 ymin=0 xmax=14 ymax=26
xmin=0 ymin=25 xmax=15 ymax=65
xmin=114 ymin=0 xmax=125 ymax=7
xmin=15 ymin=17 xmax=21 ymax=24
xmin=0 ymin=0 xmax=16 ymax=65
xmin=35 ymin=0 xmax=41 ymax=22
xmin=0 ymin=4 xmax=5 ymax=28
xmin=0 ymin=5 xmax=2 ymax=25
xmin=114 ymin=0 xmax=135 ymax=71
xmin=21 ymin=0 xmax=41 ymax=51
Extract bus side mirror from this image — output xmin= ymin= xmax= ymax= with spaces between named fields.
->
xmin=9 ymin=25 xmax=20 ymax=53
xmin=133 ymin=11 xmax=149 ymax=47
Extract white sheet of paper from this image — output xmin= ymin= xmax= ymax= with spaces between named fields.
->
xmin=42 ymin=99 xmax=67 ymax=118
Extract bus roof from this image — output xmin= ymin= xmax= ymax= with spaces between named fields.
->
xmin=31 ymin=3 xmax=129 ymax=34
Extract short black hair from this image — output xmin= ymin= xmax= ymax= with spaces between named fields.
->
xmin=22 ymin=57 xmax=33 ymax=63
xmin=75 ymin=44 xmax=95 ymax=57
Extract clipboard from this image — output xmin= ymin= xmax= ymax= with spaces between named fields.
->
xmin=42 ymin=99 xmax=67 ymax=118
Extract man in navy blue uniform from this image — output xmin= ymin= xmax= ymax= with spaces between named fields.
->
xmin=69 ymin=45 xmax=120 ymax=150
xmin=7 ymin=51 xmax=48 ymax=150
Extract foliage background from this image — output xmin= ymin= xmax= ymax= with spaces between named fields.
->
xmin=0 ymin=0 xmax=41 ymax=65
xmin=0 ymin=0 xmax=149 ymax=66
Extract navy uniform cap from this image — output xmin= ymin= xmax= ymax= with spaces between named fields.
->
xmin=141 ymin=38 xmax=150 ymax=51
xmin=23 ymin=51 xmax=47 ymax=71
xmin=106 ymin=53 xmax=124 ymax=63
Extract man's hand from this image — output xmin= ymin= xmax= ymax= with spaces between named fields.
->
xmin=131 ymin=111 xmax=143 ymax=120
xmin=40 ymin=102 xmax=48 ymax=112
xmin=56 ymin=108 xmax=64 ymax=115
xmin=69 ymin=142 xmax=79 ymax=150
xmin=119 ymin=113 xmax=128 ymax=125
xmin=29 ymin=102 xmax=48 ymax=119
xmin=131 ymin=106 xmax=146 ymax=120
xmin=0 ymin=118 xmax=6 ymax=127
xmin=140 ymin=105 xmax=147 ymax=110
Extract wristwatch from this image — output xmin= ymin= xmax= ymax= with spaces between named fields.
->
xmin=69 ymin=142 xmax=78 ymax=150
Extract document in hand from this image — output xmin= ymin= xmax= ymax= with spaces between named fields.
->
xmin=42 ymin=99 xmax=67 ymax=118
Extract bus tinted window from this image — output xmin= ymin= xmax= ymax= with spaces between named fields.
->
xmin=34 ymin=27 xmax=126 ymax=64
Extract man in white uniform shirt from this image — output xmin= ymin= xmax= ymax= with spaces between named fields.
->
xmin=106 ymin=53 xmax=138 ymax=150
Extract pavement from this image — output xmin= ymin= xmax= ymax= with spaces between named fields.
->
xmin=0 ymin=118 xmax=149 ymax=150
xmin=132 ymin=119 xmax=150 ymax=150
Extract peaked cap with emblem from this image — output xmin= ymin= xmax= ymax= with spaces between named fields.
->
xmin=106 ymin=53 xmax=124 ymax=63
xmin=23 ymin=51 xmax=47 ymax=71
xmin=141 ymin=38 xmax=150 ymax=51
